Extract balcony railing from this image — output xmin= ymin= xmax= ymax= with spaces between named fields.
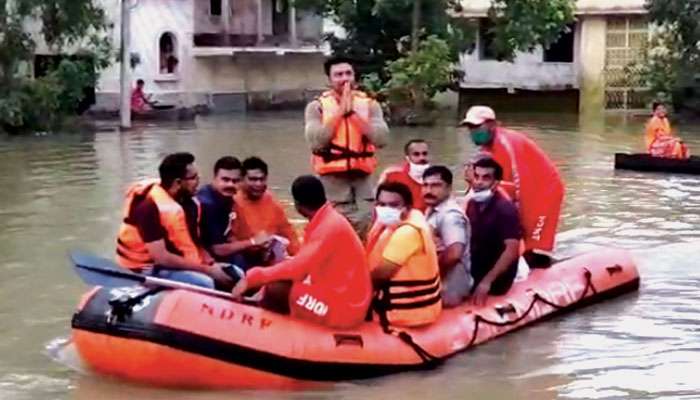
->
xmin=193 ymin=33 xmax=322 ymax=48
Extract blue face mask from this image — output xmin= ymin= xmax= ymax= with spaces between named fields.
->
xmin=470 ymin=129 xmax=494 ymax=146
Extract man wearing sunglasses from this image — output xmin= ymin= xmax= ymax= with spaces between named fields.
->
xmin=116 ymin=152 xmax=235 ymax=288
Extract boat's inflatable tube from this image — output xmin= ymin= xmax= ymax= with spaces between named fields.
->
xmin=71 ymin=248 xmax=639 ymax=389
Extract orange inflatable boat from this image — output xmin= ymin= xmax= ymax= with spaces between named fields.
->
xmin=71 ymin=248 xmax=639 ymax=389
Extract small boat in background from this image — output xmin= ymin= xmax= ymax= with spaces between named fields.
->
xmin=132 ymin=105 xmax=196 ymax=122
xmin=614 ymin=153 xmax=700 ymax=175
xmin=86 ymin=105 xmax=197 ymax=122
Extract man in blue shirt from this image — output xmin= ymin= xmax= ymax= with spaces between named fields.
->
xmin=197 ymin=156 xmax=271 ymax=268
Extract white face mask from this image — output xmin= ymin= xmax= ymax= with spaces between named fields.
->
xmin=471 ymin=189 xmax=494 ymax=203
xmin=375 ymin=206 xmax=403 ymax=226
xmin=408 ymin=162 xmax=430 ymax=183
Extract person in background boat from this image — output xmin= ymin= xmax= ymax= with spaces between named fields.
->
xmin=645 ymin=101 xmax=689 ymax=159
xmin=378 ymin=139 xmax=431 ymax=212
xmin=461 ymin=105 xmax=563 ymax=270
xmin=115 ymin=152 xmax=235 ymax=289
xmin=197 ymin=156 xmax=260 ymax=269
xmin=232 ymin=175 xmax=372 ymax=329
xmin=422 ymin=166 xmax=473 ymax=307
xmin=230 ymin=157 xmax=300 ymax=268
xmin=130 ymin=79 xmax=156 ymax=114
xmin=367 ymin=182 xmax=442 ymax=327
xmin=466 ymin=156 xmax=522 ymax=306
xmin=305 ymin=56 xmax=389 ymax=236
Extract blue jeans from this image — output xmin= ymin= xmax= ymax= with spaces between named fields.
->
xmin=147 ymin=267 xmax=215 ymax=289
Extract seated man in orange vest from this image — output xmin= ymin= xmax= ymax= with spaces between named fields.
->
xmin=378 ymin=139 xmax=430 ymax=212
xmin=461 ymin=106 xmax=564 ymax=270
xmin=305 ymin=56 xmax=389 ymax=235
xmin=367 ymin=182 xmax=442 ymax=328
xmin=230 ymin=157 xmax=300 ymax=267
xmin=116 ymin=152 xmax=235 ymax=288
xmin=232 ymin=176 xmax=372 ymax=329
xmin=645 ymin=101 xmax=689 ymax=159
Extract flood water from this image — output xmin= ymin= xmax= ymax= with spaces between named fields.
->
xmin=1 ymin=111 xmax=699 ymax=399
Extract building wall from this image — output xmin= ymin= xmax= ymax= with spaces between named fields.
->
xmin=190 ymin=53 xmax=326 ymax=111
xmin=460 ymin=49 xmax=577 ymax=91
xmin=578 ymin=16 xmax=608 ymax=115
xmin=195 ymin=0 xmax=272 ymax=35
xmin=193 ymin=0 xmax=321 ymax=38
xmin=94 ymin=0 xmax=195 ymax=110
xmin=459 ymin=21 xmax=578 ymax=91
xmin=92 ymin=0 xmax=327 ymax=112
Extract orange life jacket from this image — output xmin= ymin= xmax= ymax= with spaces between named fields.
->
xmin=312 ymin=90 xmax=377 ymax=175
xmin=645 ymin=116 xmax=672 ymax=150
xmin=366 ymin=210 xmax=442 ymax=327
xmin=116 ymin=180 xmax=203 ymax=270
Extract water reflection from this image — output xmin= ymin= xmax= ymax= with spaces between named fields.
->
xmin=0 ymin=112 xmax=699 ymax=399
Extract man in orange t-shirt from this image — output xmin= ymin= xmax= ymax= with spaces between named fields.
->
xmin=232 ymin=175 xmax=371 ymax=329
xmin=230 ymin=157 xmax=300 ymax=267
xmin=378 ymin=139 xmax=430 ymax=212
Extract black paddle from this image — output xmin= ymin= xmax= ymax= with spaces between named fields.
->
xmin=69 ymin=250 xmax=241 ymax=301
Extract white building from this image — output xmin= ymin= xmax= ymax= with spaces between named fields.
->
xmin=89 ymin=0 xmax=330 ymax=112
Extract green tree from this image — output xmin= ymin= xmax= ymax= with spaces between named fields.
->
xmin=0 ymin=0 xmax=112 ymax=133
xmin=294 ymin=0 xmax=574 ymax=124
xmin=295 ymin=0 xmax=574 ymax=78
xmin=380 ymin=35 xmax=455 ymax=124
xmin=641 ymin=0 xmax=700 ymax=108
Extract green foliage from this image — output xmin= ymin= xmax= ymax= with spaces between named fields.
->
xmin=488 ymin=0 xmax=575 ymax=61
xmin=384 ymin=35 xmax=454 ymax=105
xmin=647 ymin=0 xmax=700 ymax=64
xmin=295 ymin=0 xmax=574 ymax=75
xmin=293 ymin=0 xmax=575 ymax=123
xmin=642 ymin=0 xmax=700 ymax=108
xmin=0 ymin=0 xmax=113 ymax=133
xmin=295 ymin=0 xmax=472 ymax=80
xmin=627 ymin=27 xmax=684 ymax=104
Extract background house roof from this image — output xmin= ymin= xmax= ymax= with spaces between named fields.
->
xmin=456 ymin=0 xmax=647 ymax=17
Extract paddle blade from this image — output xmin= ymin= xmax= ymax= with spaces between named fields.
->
xmin=69 ymin=250 xmax=145 ymax=288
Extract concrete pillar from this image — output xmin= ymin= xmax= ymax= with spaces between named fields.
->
xmin=289 ymin=2 xmax=297 ymax=47
xmin=119 ymin=0 xmax=132 ymax=129
xmin=256 ymin=0 xmax=264 ymax=44
xmin=578 ymin=16 xmax=607 ymax=117
xmin=222 ymin=0 xmax=230 ymax=46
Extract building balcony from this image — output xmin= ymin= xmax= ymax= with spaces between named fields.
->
xmin=193 ymin=0 xmax=326 ymax=56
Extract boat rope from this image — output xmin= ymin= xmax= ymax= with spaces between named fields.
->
xmin=379 ymin=320 xmax=441 ymax=366
xmin=373 ymin=291 xmax=441 ymax=366
xmin=466 ymin=268 xmax=597 ymax=348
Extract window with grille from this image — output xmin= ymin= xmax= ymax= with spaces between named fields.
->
xmin=604 ymin=16 xmax=650 ymax=110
